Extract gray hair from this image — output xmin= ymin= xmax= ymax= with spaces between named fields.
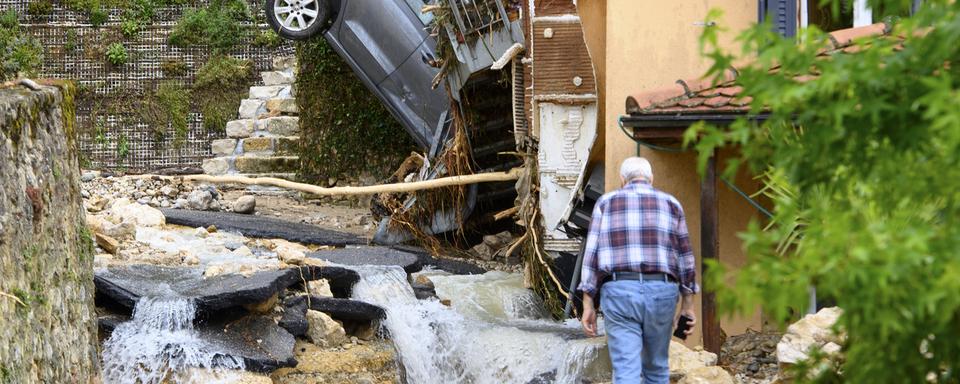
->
xmin=620 ymin=157 xmax=653 ymax=182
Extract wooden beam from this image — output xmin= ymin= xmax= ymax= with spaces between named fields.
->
xmin=701 ymin=150 xmax=722 ymax=353
xmin=131 ymin=168 xmax=523 ymax=196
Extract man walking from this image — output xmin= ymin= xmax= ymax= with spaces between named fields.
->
xmin=579 ymin=157 xmax=699 ymax=383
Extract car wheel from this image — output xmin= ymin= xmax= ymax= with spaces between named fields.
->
xmin=265 ymin=0 xmax=329 ymax=41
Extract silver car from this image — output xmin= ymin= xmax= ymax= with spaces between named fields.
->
xmin=266 ymin=0 xmax=448 ymax=151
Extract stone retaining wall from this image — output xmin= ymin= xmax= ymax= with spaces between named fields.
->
xmin=0 ymin=84 xmax=99 ymax=383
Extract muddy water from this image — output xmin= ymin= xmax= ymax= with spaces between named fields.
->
xmin=351 ymin=266 xmax=611 ymax=384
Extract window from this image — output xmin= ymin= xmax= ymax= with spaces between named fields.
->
xmin=802 ymin=0 xmax=917 ymax=32
xmin=404 ymin=0 xmax=436 ymax=25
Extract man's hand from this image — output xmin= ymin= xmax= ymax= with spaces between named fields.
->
xmin=678 ymin=294 xmax=697 ymax=336
xmin=581 ymin=294 xmax=598 ymax=337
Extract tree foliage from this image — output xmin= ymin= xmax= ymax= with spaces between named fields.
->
xmin=688 ymin=1 xmax=960 ymax=382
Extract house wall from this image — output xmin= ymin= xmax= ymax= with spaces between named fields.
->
xmin=576 ymin=0 xmax=764 ymax=346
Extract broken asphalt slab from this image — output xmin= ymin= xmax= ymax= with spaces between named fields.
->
xmin=306 ymin=246 xmax=422 ymax=274
xmin=389 ymin=245 xmax=487 ymax=275
xmin=160 ymin=208 xmax=365 ymax=246
xmin=94 ymin=265 xmax=301 ymax=314
xmin=279 ymin=295 xmax=385 ymax=337
xmin=199 ymin=315 xmax=298 ymax=372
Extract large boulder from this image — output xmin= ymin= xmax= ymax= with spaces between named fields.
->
xmin=94 ymin=265 xmax=301 ymax=315
xmin=110 ymin=199 xmax=166 ymax=227
xmin=306 ymin=310 xmax=346 ymax=348
xmin=669 ymin=341 xmax=734 ymax=383
xmin=161 ymin=209 xmax=364 ymax=246
xmin=198 ymin=315 xmax=298 ymax=372
xmin=777 ymin=307 xmax=843 ymax=370
xmin=307 ymin=246 xmax=422 ymax=274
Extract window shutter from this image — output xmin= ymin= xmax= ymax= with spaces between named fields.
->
xmin=759 ymin=0 xmax=798 ymax=37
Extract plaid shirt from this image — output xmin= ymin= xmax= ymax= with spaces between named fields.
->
xmin=578 ymin=179 xmax=699 ymax=298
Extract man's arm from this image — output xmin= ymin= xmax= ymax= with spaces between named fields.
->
xmin=579 ymin=199 xmax=605 ymax=337
xmin=674 ymin=203 xmax=699 ymax=335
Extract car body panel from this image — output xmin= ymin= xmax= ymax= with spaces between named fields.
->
xmin=322 ymin=0 xmax=448 ymax=149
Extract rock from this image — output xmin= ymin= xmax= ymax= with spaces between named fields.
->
xmin=179 ymin=369 xmax=273 ymax=384
xmin=265 ymin=98 xmax=298 ymax=114
xmin=482 ymin=234 xmax=502 ymax=248
xmin=101 ymin=221 xmax=136 ymax=241
xmin=232 ymin=246 xmax=255 ymax=258
xmin=243 ymin=293 xmax=279 ymax=314
xmin=471 ymin=242 xmax=495 ymax=261
xmin=307 ymin=279 xmax=333 ymax=297
xmin=238 ymin=99 xmax=266 ymax=119
xmin=411 ymin=282 xmax=437 ymax=300
xmin=269 ymin=340 xmax=399 ymax=384
xmin=197 ymin=315 xmax=298 ymax=372
xmin=272 ymin=56 xmax=297 ymax=71
xmin=194 ymin=226 xmax=209 ymax=238
xmin=202 ymin=158 xmax=230 ymax=176
xmin=495 ymin=231 xmax=513 ymax=245
xmin=186 ymin=190 xmax=215 ymax=211
xmin=224 ymin=240 xmax=244 ymax=251
xmin=249 ymin=85 xmax=291 ymax=100
xmin=80 ymin=171 xmax=97 ymax=182
xmin=307 ymin=246 xmax=422 ymax=274
xmin=94 ymin=233 xmax=120 ymax=255
xmin=293 ymin=265 xmax=360 ymax=297
xmin=777 ymin=307 xmax=843 ymax=368
xmin=183 ymin=252 xmax=200 ymax=265
xmin=233 ymin=195 xmax=256 ymax=214
xmin=226 ymin=119 xmax=256 ymax=138
xmin=161 ymin=209 xmax=363 ymax=247
xmin=272 ymin=239 xmax=308 ymax=265
xmin=159 ymin=185 xmax=177 ymax=197
xmin=211 ymin=139 xmax=238 ymax=156
xmin=261 ymin=71 xmax=295 ymax=86
xmin=260 ymin=116 xmax=300 ymax=136
xmin=677 ymin=366 xmax=735 ymax=384
xmin=93 ymin=254 xmax=114 ymax=268
xmin=306 ymin=310 xmax=347 ymax=348
xmin=111 ymin=202 xmax=166 ymax=227
xmin=669 ymin=340 xmax=719 ymax=381
xmin=94 ymin=265 xmax=302 ymax=315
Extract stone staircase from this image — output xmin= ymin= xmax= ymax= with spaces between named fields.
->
xmin=201 ymin=57 xmax=300 ymax=180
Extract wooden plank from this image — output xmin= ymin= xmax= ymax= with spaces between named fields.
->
xmin=701 ymin=150 xmax=722 ymax=353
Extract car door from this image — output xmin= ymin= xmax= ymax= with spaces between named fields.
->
xmin=376 ymin=0 xmax=449 ymax=149
xmin=336 ymin=1 xmax=426 ymax=85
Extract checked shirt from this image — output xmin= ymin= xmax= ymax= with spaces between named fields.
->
xmin=578 ymin=179 xmax=699 ymax=298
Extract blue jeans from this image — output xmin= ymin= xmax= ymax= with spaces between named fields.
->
xmin=600 ymin=280 xmax=679 ymax=384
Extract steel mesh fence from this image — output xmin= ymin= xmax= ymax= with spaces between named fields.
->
xmin=8 ymin=1 xmax=294 ymax=171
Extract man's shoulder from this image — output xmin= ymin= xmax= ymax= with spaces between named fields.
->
xmin=649 ymin=188 xmax=684 ymax=212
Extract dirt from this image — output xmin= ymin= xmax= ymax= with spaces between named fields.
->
xmin=220 ymin=189 xmax=376 ymax=236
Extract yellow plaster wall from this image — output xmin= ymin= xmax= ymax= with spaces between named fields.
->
xmin=575 ymin=0 xmax=763 ymax=345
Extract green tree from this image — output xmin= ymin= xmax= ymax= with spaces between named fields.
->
xmin=688 ymin=1 xmax=960 ymax=382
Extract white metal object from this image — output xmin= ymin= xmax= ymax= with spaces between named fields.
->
xmin=537 ymin=103 xmax=598 ymax=242
xmin=853 ymin=0 xmax=873 ymax=27
xmin=274 ymin=0 xmax=320 ymax=32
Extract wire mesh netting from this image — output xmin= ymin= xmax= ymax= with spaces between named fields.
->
xmin=9 ymin=1 xmax=294 ymax=171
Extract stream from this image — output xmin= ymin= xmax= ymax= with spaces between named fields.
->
xmin=351 ymin=266 xmax=610 ymax=384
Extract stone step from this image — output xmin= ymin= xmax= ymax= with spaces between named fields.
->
xmin=258 ymin=116 xmax=300 ymax=136
xmin=273 ymin=57 xmax=297 ymax=72
xmin=265 ymin=98 xmax=298 ymax=115
xmin=211 ymin=138 xmax=239 ymax=156
xmin=261 ymin=71 xmax=295 ymax=86
xmin=202 ymin=157 xmax=233 ymax=175
xmin=235 ymin=156 xmax=299 ymax=174
xmin=226 ymin=119 xmax=255 ymax=138
xmin=238 ymin=99 xmax=266 ymax=119
xmin=250 ymin=85 xmax=292 ymax=100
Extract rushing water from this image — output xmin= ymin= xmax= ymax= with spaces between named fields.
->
xmin=351 ymin=266 xmax=610 ymax=384
xmin=100 ymin=297 xmax=246 ymax=384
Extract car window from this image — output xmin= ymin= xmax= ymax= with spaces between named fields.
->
xmin=403 ymin=0 xmax=436 ymax=25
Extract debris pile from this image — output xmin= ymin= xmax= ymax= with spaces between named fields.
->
xmin=720 ymin=330 xmax=781 ymax=384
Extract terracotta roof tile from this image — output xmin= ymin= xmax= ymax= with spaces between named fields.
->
xmin=626 ymin=23 xmax=891 ymax=117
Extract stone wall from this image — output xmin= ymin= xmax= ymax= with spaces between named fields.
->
xmin=0 ymin=83 xmax=99 ymax=383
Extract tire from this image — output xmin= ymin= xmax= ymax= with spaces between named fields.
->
xmin=265 ymin=0 xmax=330 ymax=41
